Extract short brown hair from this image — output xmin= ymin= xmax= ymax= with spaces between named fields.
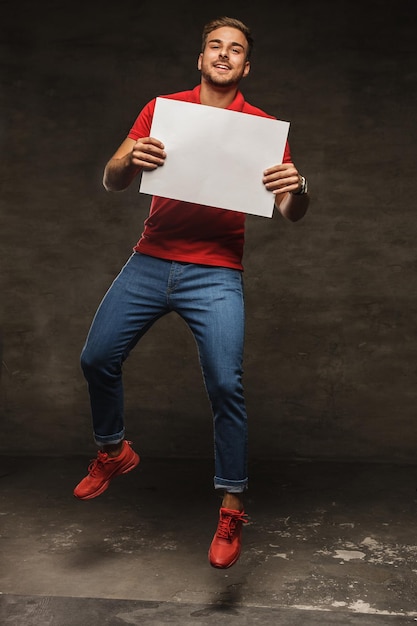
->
xmin=201 ymin=17 xmax=254 ymax=60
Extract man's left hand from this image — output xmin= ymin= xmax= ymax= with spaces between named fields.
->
xmin=263 ymin=162 xmax=302 ymax=195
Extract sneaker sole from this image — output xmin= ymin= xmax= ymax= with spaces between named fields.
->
xmin=209 ymin=551 xmax=241 ymax=569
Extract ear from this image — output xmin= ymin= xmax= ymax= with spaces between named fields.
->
xmin=197 ymin=53 xmax=203 ymax=71
xmin=243 ymin=60 xmax=250 ymax=78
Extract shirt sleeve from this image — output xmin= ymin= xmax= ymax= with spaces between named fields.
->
xmin=127 ymin=98 xmax=156 ymax=140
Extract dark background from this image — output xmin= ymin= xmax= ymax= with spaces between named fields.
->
xmin=1 ymin=0 xmax=416 ymax=462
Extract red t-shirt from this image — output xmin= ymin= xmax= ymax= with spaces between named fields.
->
xmin=128 ymin=85 xmax=291 ymax=270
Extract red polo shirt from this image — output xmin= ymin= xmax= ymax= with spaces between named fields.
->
xmin=128 ymin=85 xmax=291 ymax=270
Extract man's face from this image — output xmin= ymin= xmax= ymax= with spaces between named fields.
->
xmin=198 ymin=26 xmax=250 ymax=88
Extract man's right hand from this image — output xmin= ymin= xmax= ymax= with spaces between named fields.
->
xmin=131 ymin=137 xmax=166 ymax=170
xmin=103 ymin=136 xmax=166 ymax=191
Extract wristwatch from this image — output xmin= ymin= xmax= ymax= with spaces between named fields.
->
xmin=292 ymin=175 xmax=308 ymax=195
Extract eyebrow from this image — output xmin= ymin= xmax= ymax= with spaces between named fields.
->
xmin=207 ymin=38 xmax=245 ymax=50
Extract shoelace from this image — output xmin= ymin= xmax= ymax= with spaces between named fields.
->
xmin=87 ymin=450 xmax=109 ymax=477
xmin=216 ymin=511 xmax=248 ymax=540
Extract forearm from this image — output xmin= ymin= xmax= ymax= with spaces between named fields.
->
xmin=275 ymin=190 xmax=310 ymax=222
xmin=103 ymin=153 xmax=141 ymax=192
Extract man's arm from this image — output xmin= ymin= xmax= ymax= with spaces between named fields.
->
xmin=103 ymin=137 xmax=166 ymax=192
xmin=263 ymin=162 xmax=309 ymax=222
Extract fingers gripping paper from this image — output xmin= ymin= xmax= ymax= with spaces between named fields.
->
xmin=140 ymin=98 xmax=290 ymax=218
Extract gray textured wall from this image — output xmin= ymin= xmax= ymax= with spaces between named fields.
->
xmin=1 ymin=0 xmax=416 ymax=461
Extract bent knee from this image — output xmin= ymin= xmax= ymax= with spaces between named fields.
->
xmin=80 ymin=345 xmax=116 ymax=375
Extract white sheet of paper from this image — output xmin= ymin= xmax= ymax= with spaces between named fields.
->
xmin=140 ymin=98 xmax=290 ymax=218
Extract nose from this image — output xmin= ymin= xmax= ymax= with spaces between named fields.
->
xmin=219 ymin=48 xmax=229 ymax=59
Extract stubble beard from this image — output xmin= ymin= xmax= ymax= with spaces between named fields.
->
xmin=200 ymin=65 xmax=244 ymax=90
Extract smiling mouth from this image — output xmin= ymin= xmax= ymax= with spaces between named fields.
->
xmin=214 ymin=63 xmax=231 ymax=71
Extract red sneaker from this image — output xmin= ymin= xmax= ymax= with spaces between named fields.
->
xmin=208 ymin=507 xmax=248 ymax=569
xmin=73 ymin=440 xmax=139 ymax=500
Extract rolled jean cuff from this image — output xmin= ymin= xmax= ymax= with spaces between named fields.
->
xmin=214 ymin=476 xmax=248 ymax=493
xmin=94 ymin=428 xmax=125 ymax=447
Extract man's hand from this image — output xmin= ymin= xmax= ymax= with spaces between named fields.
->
xmin=103 ymin=136 xmax=166 ymax=191
xmin=262 ymin=162 xmax=302 ymax=195
xmin=263 ymin=162 xmax=309 ymax=222
xmin=131 ymin=137 xmax=166 ymax=170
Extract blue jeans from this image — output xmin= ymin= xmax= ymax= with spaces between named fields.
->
xmin=80 ymin=253 xmax=248 ymax=493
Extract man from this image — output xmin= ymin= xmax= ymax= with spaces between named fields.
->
xmin=74 ymin=16 xmax=309 ymax=569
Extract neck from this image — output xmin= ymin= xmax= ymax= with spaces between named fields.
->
xmin=199 ymin=80 xmax=239 ymax=108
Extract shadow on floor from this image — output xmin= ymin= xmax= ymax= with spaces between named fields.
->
xmin=1 ymin=456 xmax=417 ymax=624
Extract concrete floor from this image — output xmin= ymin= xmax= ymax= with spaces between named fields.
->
xmin=1 ymin=455 xmax=417 ymax=625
